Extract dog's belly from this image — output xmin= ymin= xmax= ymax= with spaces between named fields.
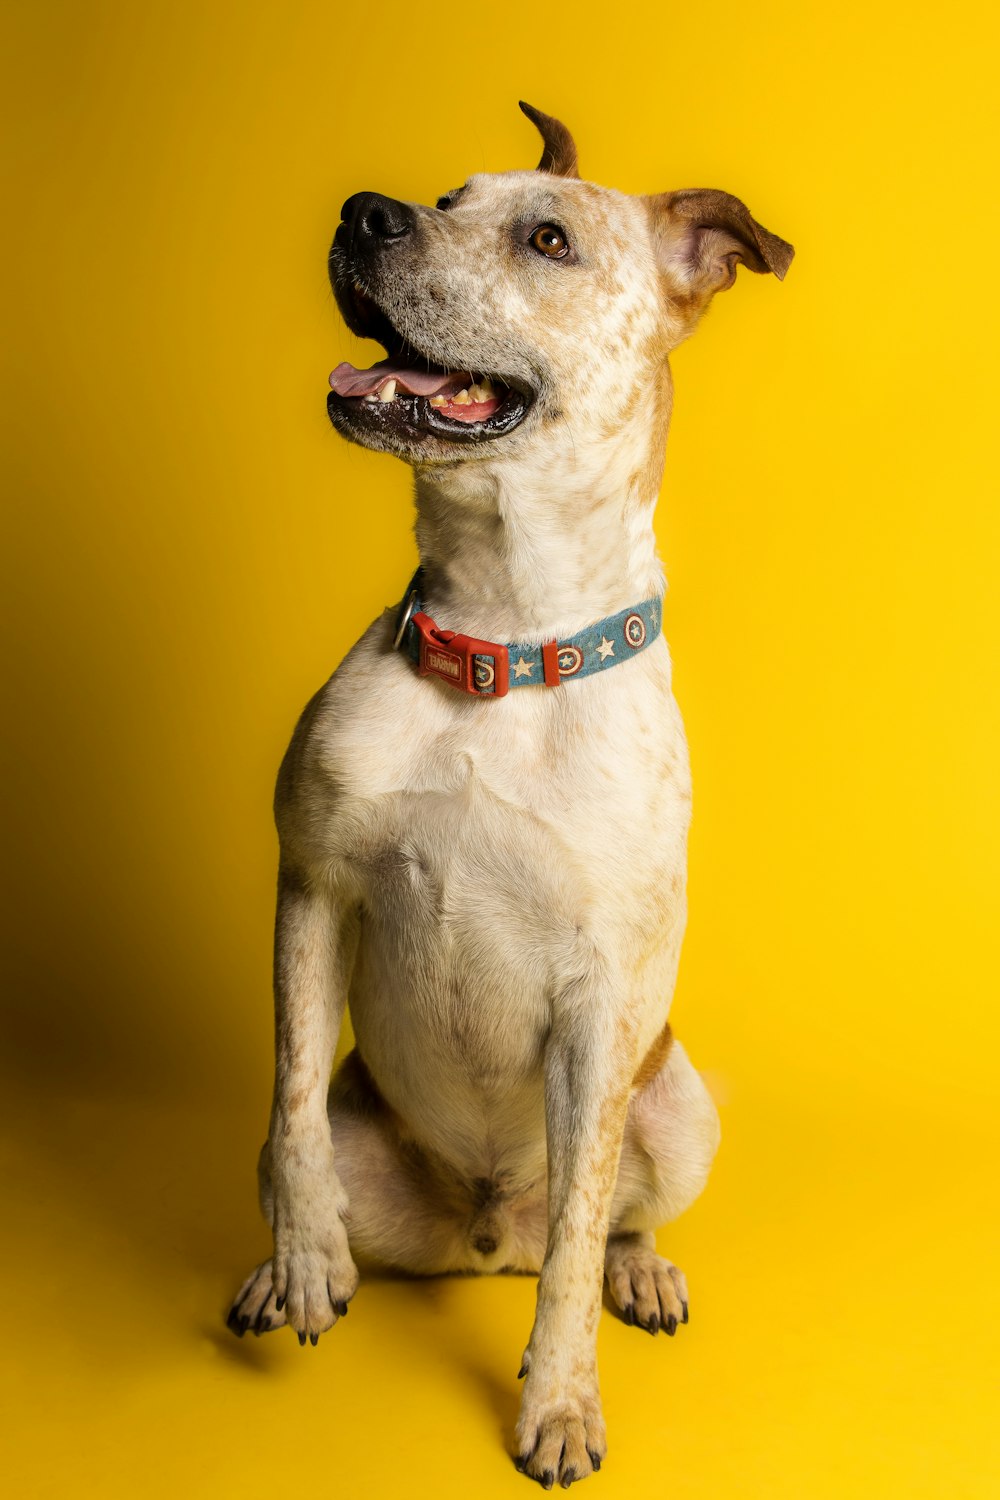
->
xmin=346 ymin=782 xmax=560 ymax=1182
xmin=343 ymin=766 xmax=687 ymax=1183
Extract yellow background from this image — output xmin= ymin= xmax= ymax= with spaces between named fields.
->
xmin=3 ymin=2 xmax=998 ymax=1495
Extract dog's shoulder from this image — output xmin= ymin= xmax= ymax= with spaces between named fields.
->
xmin=270 ymin=612 xmax=392 ymax=844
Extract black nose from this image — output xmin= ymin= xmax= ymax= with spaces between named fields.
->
xmin=338 ymin=192 xmax=414 ymax=257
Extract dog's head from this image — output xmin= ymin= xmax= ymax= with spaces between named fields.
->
xmin=327 ymin=103 xmax=793 ymax=467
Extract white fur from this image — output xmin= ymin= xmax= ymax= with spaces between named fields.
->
xmin=226 ymin=142 xmax=793 ymax=1484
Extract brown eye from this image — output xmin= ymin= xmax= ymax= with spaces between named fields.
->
xmin=529 ymin=224 xmax=569 ymax=259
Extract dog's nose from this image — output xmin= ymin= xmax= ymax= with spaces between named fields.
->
xmin=338 ymin=192 xmax=414 ymax=257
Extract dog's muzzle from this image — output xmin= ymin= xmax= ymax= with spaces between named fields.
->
xmin=325 ymin=191 xmax=537 ymax=450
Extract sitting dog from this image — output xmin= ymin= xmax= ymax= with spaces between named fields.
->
xmin=227 ymin=102 xmax=793 ymax=1487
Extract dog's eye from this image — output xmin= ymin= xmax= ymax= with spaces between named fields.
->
xmin=529 ymin=224 xmax=570 ymax=259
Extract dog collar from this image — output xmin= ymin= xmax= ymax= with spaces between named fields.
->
xmin=392 ymin=569 xmax=663 ymax=699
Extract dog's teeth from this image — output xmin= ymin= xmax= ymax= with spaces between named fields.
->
xmin=378 ymin=379 xmax=397 ymax=402
xmin=465 ymin=377 xmax=496 ymax=403
xmin=429 ymin=394 xmax=447 ymax=407
xmin=452 ymin=388 xmax=471 ymax=405
xmin=363 ymin=393 xmax=378 ymax=402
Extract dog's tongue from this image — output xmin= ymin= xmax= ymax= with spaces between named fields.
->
xmin=329 ymin=360 xmax=471 ymax=399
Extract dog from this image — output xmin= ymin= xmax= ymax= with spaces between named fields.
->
xmin=226 ymin=102 xmax=793 ymax=1487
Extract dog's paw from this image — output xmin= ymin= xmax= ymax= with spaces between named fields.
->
xmin=226 ymin=1259 xmax=287 ymax=1338
xmin=604 ymin=1237 xmax=688 ymax=1336
xmin=514 ymin=1384 xmax=607 ymax=1489
xmin=270 ymin=1225 xmax=358 ymax=1345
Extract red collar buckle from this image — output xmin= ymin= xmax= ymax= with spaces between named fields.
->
xmin=411 ymin=611 xmax=509 ymax=698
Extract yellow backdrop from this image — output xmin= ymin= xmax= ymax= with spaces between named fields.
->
xmin=4 ymin=2 xmax=997 ymax=1496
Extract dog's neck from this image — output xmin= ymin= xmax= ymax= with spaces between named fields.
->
xmin=412 ymin=400 xmax=671 ymax=644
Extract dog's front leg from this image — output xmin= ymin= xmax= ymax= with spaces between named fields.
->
xmin=266 ymin=864 xmax=359 ymax=1344
xmin=516 ymin=960 xmax=635 ymax=1486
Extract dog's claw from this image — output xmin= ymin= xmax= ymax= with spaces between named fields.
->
xmin=253 ymin=1315 xmax=271 ymax=1337
xmin=514 ymin=1407 xmax=601 ymax=1487
xmin=309 ymin=1332 xmax=319 ymax=1346
xmin=225 ymin=1307 xmax=245 ymax=1338
xmin=274 ymin=1295 xmax=285 ymax=1312
xmin=622 ymin=1304 xmax=635 ymax=1326
xmin=336 ymin=1300 xmax=348 ymax=1317
xmin=517 ymin=1361 xmax=529 ymax=1379
xmin=681 ymin=1300 xmax=689 ymax=1324
xmin=646 ymin=1314 xmax=659 ymax=1336
xmin=297 ymin=1330 xmax=307 ymax=1347
xmin=665 ymin=1314 xmax=677 ymax=1336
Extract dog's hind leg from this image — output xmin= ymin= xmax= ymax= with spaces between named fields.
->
xmin=323 ymin=1049 xmax=482 ymax=1274
xmin=605 ymin=1033 xmax=720 ymax=1334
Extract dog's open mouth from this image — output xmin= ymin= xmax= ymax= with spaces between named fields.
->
xmin=331 ymin=360 xmax=506 ymax=423
xmin=327 ymin=281 xmax=533 ymax=446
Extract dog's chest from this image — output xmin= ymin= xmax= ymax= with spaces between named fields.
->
xmin=321 ymin=630 xmax=690 ymax=986
xmin=324 ymin=629 xmax=690 ymax=898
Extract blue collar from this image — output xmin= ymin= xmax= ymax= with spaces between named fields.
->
xmin=393 ymin=569 xmax=663 ymax=698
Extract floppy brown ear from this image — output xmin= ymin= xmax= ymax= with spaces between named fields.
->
xmin=518 ymin=101 xmax=579 ymax=178
xmin=644 ymin=189 xmax=794 ymax=314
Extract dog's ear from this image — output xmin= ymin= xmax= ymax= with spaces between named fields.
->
xmin=518 ymin=101 xmax=579 ymax=178
xmin=644 ymin=189 xmax=794 ymax=320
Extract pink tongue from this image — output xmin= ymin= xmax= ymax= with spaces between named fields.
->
xmin=329 ymin=360 xmax=472 ymax=399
